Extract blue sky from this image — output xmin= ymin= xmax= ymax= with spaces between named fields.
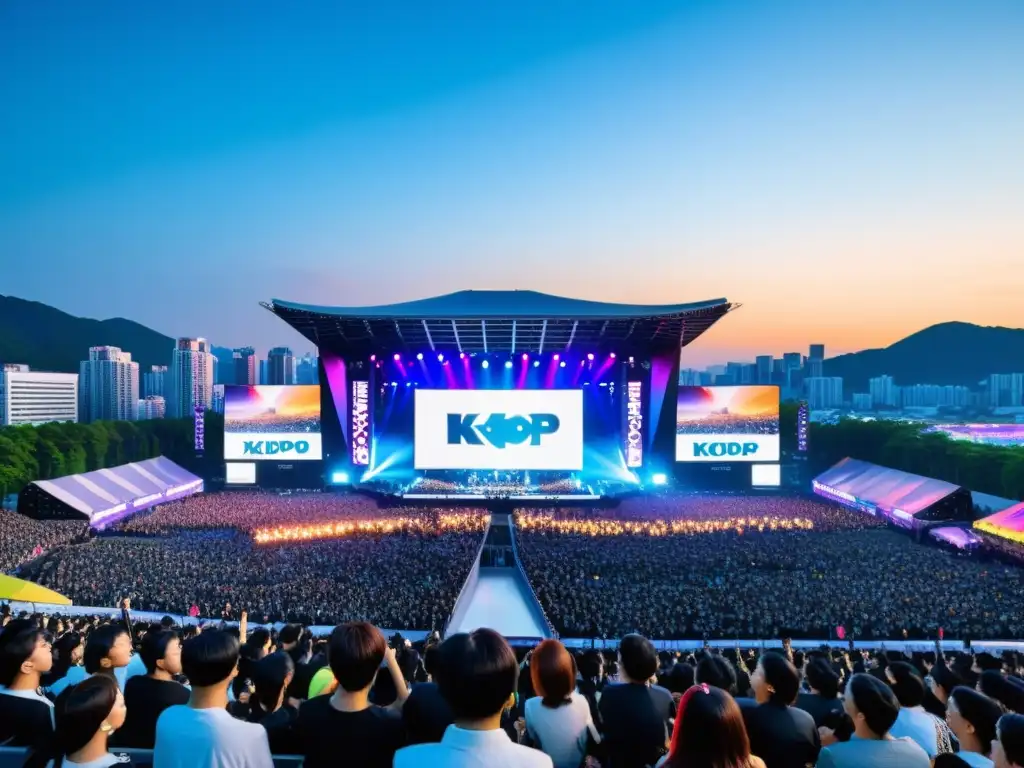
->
xmin=1 ymin=1 xmax=1022 ymax=366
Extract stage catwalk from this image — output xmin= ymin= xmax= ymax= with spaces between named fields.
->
xmin=449 ymin=567 xmax=550 ymax=638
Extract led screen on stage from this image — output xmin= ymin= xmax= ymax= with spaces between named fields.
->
xmin=414 ymin=389 xmax=583 ymax=470
xmin=224 ymin=385 xmax=322 ymax=461
xmin=225 ymin=462 xmax=257 ymax=485
xmin=675 ymin=385 xmax=780 ymax=462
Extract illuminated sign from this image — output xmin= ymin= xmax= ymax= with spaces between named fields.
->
xmin=351 ymin=380 xmax=370 ymax=466
xmin=414 ymin=389 xmax=583 ymax=470
xmin=194 ymin=405 xmax=205 ymax=452
xmin=625 ymin=381 xmax=643 ymax=468
xmin=797 ymin=402 xmax=809 ymax=452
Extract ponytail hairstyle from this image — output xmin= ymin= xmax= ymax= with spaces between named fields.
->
xmin=27 ymin=675 xmax=120 ymax=768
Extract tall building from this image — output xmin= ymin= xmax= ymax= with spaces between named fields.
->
xmin=0 ymin=368 xmax=78 ymax=426
xmin=233 ymin=347 xmax=257 ymax=386
xmin=296 ymin=354 xmax=319 ymax=385
xmin=143 ymin=365 xmax=168 ymax=399
xmin=806 ymin=344 xmax=825 ymax=378
xmin=755 ymin=355 xmax=773 ymax=385
xmin=724 ymin=362 xmax=744 ymax=385
xmin=989 ymin=373 xmax=1024 ymax=408
xmin=211 ymin=385 xmax=225 ymax=414
xmin=806 ymin=376 xmax=843 ymax=410
xmin=851 ymin=393 xmax=873 ymax=411
xmin=259 ymin=359 xmax=268 ymax=385
xmin=267 ymin=347 xmax=295 ymax=385
xmin=79 ymin=346 xmax=139 ymax=422
xmin=169 ymin=338 xmax=215 ymax=419
xmin=782 ymin=352 xmax=802 ymax=370
xmin=868 ymin=375 xmax=899 ymax=408
xmin=137 ymin=395 xmax=166 ymax=420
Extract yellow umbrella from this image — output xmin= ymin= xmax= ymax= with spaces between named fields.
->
xmin=0 ymin=574 xmax=72 ymax=606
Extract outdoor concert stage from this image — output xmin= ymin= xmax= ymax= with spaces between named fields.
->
xmin=231 ymin=290 xmax=758 ymax=496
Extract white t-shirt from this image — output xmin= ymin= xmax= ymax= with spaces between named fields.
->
xmin=958 ymin=752 xmax=995 ymax=768
xmin=46 ymin=754 xmax=122 ymax=768
xmin=154 ymin=705 xmax=274 ymax=768
xmin=525 ymin=693 xmax=595 ymax=768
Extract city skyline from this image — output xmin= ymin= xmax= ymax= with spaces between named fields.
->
xmin=2 ymin=2 xmax=1023 ymax=367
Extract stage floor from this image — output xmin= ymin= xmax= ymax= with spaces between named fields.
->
xmin=449 ymin=567 xmax=550 ymax=638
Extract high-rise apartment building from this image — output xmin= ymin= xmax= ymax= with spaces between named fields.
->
xmin=296 ymin=354 xmax=318 ymax=385
xmin=79 ymin=346 xmax=139 ymax=422
xmin=143 ymin=365 xmax=168 ymax=399
xmin=169 ymin=338 xmax=214 ymax=419
xmin=137 ymin=395 xmax=166 ymax=420
xmin=0 ymin=368 xmax=79 ymax=426
xmin=268 ymin=347 xmax=295 ymax=385
xmin=806 ymin=376 xmax=843 ymax=410
xmin=868 ymin=375 xmax=899 ymax=408
xmin=806 ymin=344 xmax=825 ymax=378
xmin=211 ymin=384 xmax=225 ymax=414
xmin=989 ymin=373 xmax=1024 ymax=408
xmin=233 ymin=347 xmax=257 ymax=386
xmin=259 ymin=359 xmax=268 ymax=385
xmin=755 ymin=355 xmax=773 ymax=385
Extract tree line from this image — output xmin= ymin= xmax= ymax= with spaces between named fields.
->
xmin=0 ymin=414 xmax=224 ymax=499
xmin=779 ymin=403 xmax=1024 ymax=501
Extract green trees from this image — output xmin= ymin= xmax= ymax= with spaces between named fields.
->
xmin=0 ymin=414 xmax=225 ymax=496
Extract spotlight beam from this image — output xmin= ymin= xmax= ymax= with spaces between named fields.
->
xmin=421 ymin=320 xmax=435 ymax=351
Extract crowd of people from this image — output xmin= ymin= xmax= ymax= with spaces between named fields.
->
xmin=3 ymin=606 xmax=1024 ymax=768
xmin=0 ymin=509 xmax=88 ymax=575
xmin=515 ymin=498 xmax=1024 ymax=640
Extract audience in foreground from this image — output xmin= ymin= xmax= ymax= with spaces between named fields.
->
xmin=395 ymin=628 xmax=553 ymax=767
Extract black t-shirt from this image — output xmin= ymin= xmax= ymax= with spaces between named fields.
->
xmin=598 ymin=682 xmax=674 ymax=768
xmin=0 ymin=689 xmax=55 ymax=749
xmin=296 ymin=696 xmax=404 ymax=768
xmin=402 ymin=682 xmax=454 ymax=745
xmin=117 ymin=675 xmax=191 ymax=748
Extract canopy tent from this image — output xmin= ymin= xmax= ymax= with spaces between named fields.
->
xmin=812 ymin=457 xmax=973 ymax=530
xmin=975 ymin=501 xmax=1024 ymax=546
xmin=17 ymin=456 xmax=203 ymax=528
xmin=0 ymin=574 xmax=71 ymax=605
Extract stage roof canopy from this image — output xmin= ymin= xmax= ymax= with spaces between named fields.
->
xmin=975 ymin=502 xmax=1024 ymax=545
xmin=18 ymin=457 xmax=203 ymax=527
xmin=813 ymin=457 xmax=962 ymax=516
xmin=264 ymin=290 xmax=735 ymax=355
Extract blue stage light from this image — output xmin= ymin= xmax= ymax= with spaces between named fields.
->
xmin=559 ymin=361 xmax=566 ymax=368
xmin=416 ymin=353 xmax=424 ymax=360
xmin=533 ymin=360 xmax=540 ymax=368
xmin=587 ymin=353 xmax=595 ymax=361
xmin=652 ymin=473 xmax=668 ymax=486
xmin=481 ymin=360 xmax=489 ymax=369
xmin=331 ymin=471 xmax=349 ymax=484
xmin=609 ymin=352 xmax=616 ymax=359
xmin=504 ymin=360 xmax=513 ymax=369
xmin=393 ymin=353 xmax=400 ymax=361
xmin=437 ymin=353 xmax=444 ymax=362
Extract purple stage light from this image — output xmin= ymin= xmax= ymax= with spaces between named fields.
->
xmin=459 ymin=352 xmax=465 ymax=359
xmin=393 ymin=353 xmax=401 ymax=361
xmin=369 ymin=354 xmax=376 ymax=362
xmin=609 ymin=352 xmax=616 ymax=359
xmin=522 ymin=353 xmax=528 ymax=361
xmin=553 ymin=354 xmax=560 ymax=360
xmin=587 ymin=353 xmax=595 ymax=361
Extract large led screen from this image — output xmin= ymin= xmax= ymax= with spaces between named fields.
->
xmin=675 ymin=385 xmax=780 ymax=462
xmin=414 ymin=389 xmax=583 ymax=470
xmin=224 ymin=385 xmax=322 ymax=461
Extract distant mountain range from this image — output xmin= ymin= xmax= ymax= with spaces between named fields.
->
xmin=1 ymin=296 xmax=1021 ymax=390
xmin=0 ymin=295 xmax=232 ymax=375
xmin=822 ymin=322 xmax=1024 ymax=391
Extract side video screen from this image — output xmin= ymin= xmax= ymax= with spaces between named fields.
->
xmin=675 ymin=386 xmax=780 ymax=462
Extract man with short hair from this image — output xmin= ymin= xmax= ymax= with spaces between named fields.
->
xmin=297 ymin=621 xmax=409 ymax=768
xmin=154 ymin=629 xmax=273 ymax=768
xmin=118 ymin=630 xmax=190 ymax=748
xmin=598 ymin=633 xmax=675 ymax=768
xmin=0 ymin=619 xmax=55 ymax=749
xmin=395 ymin=629 xmax=552 ymax=767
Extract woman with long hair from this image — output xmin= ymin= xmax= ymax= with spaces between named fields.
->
xmin=658 ymin=683 xmax=765 ymax=768
xmin=31 ymin=675 xmax=127 ymax=768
